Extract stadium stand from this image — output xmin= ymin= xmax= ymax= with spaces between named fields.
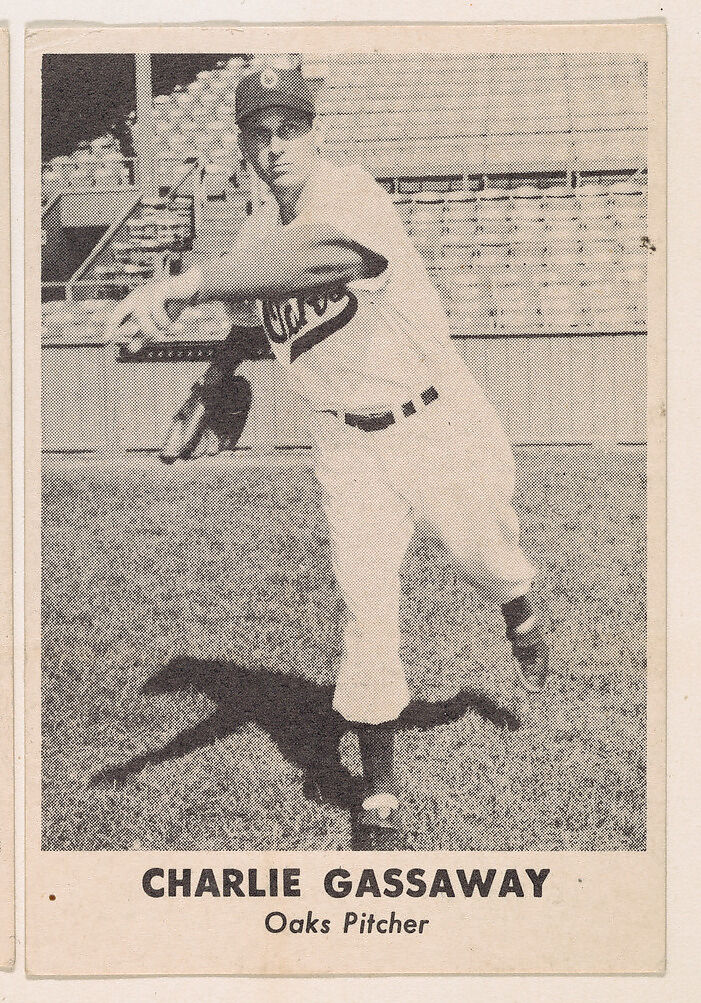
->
xmin=41 ymin=52 xmax=649 ymax=450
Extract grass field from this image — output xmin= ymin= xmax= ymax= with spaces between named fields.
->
xmin=42 ymin=446 xmax=647 ymax=852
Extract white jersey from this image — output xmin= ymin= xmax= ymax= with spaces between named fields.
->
xmin=237 ymin=157 xmax=462 ymax=410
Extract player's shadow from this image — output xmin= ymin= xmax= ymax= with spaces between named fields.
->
xmin=87 ymin=657 xmax=520 ymax=807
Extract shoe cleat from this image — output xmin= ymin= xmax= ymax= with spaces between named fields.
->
xmin=353 ymin=794 xmax=407 ymax=850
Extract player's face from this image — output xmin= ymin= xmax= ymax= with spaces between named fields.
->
xmin=238 ymin=109 xmax=319 ymax=195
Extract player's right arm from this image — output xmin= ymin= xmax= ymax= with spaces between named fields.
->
xmin=108 ymin=221 xmax=387 ymax=340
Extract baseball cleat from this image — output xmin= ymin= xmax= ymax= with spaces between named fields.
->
xmin=352 ymin=793 xmax=406 ymax=851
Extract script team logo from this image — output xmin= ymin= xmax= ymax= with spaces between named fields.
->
xmin=262 ymin=285 xmax=358 ymax=362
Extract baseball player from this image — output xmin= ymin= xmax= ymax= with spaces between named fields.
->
xmin=111 ymin=65 xmax=550 ymax=850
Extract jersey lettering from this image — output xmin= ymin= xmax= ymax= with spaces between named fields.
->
xmin=261 ymin=285 xmax=358 ymax=363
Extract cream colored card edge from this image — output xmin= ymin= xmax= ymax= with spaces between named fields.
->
xmin=0 ymin=25 xmax=15 ymax=973
xmin=24 ymin=21 xmax=665 ymax=977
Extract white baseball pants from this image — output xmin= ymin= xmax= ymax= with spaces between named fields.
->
xmin=312 ymin=368 xmax=537 ymax=725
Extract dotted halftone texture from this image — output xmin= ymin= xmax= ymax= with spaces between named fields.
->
xmin=41 ymin=53 xmax=648 ymax=851
xmin=41 ymin=449 xmax=647 ymax=852
xmin=316 ymin=51 xmax=646 ymax=174
xmin=42 ymin=51 xmax=648 ymax=452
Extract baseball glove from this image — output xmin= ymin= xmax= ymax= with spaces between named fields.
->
xmin=160 ymin=363 xmax=252 ymax=463
xmin=159 ymin=321 xmax=272 ymax=463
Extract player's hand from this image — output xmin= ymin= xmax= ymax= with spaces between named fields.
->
xmin=108 ymin=267 xmax=203 ymax=342
xmin=108 ymin=279 xmax=172 ymax=342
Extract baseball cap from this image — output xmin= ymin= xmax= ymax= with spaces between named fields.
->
xmin=235 ymin=65 xmax=316 ymax=127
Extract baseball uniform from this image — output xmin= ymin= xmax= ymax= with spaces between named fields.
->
xmin=232 ymin=156 xmax=536 ymax=724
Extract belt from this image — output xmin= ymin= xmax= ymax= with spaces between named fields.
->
xmin=324 ymin=386 xmax=439 ymax=432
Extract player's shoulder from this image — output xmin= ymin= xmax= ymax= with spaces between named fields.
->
xmin=238 ymin=196 xmax=281 ymax=236
xmin=317 ymin=157 xmax=391 ymax=199
xmin=305 ymin=159 xmax=398 ymax=232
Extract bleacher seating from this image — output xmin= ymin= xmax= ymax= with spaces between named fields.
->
xmin=62 ymin=195 xmax=195 ymax=303
xmin=150 ymin=58 xmax=248 ymax=192
xmin=41 ymin=52 xmax=649 ymax=345
xmin=42 ymin=147 xmax=133 ymax=201
xmin=41 ymin=56 xmax=251 ymax=202
xmin=43 ymin=50 xmax=647 ymax=201
xmin=406 ymin=175 xmax=647 ymax=336
xmin=315 ymin=51 xmax=646 ymax=176
xmin=42 ymin=295 xmax=232 ymax=346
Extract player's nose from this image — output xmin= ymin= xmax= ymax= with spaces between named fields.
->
xmin=269 ymin=133 xmax=284 ymax=154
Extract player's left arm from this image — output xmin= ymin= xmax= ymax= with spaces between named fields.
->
xmin=109 ymin=222 xmax=387 ymax=339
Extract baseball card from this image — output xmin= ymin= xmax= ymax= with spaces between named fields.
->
xmin=25 ymin=22 xmax=665 ymax=976
xmin=0 ymin=25 xmax=13 ymax=973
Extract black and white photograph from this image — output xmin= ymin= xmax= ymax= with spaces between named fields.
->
xmin=40 ymin=47 xmax=650 ymax=856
